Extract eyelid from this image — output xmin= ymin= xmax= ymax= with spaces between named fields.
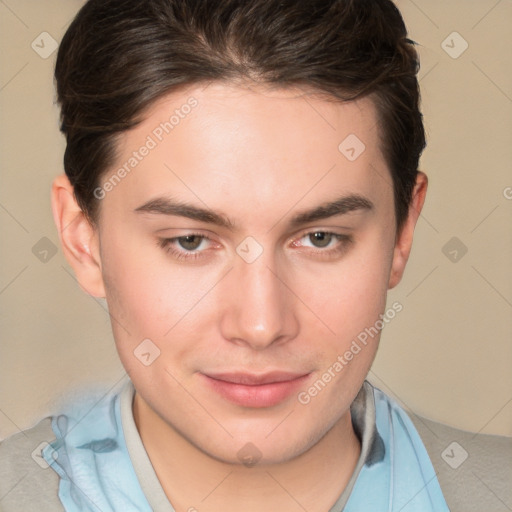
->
xmin=293 ymin=226 xmax=352 ymax=240
xmin=157 ymin=231 xmax=215 ymax=250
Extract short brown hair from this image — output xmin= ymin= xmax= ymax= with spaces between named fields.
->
xmin=55 ymin=0 xmax=426 ymax=232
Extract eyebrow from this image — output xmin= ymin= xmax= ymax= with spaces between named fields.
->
xmin=134 ymin=193 xmax=374 ymax=231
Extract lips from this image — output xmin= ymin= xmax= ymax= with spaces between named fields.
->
xmin=206 ymin=371 xmax=308 ymax=385
xmin=201 ymin=371 xmax=310 ymax=408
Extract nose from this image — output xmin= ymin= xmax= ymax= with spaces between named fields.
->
xmin=219 ymin=248 xmax=299 ymax=350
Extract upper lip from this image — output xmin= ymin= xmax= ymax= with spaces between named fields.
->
xmin=204 ymin=371 xmax=309 ymax=386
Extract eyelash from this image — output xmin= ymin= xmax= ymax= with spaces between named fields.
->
xmin=158 ymin=231 xmax=353 ymax=262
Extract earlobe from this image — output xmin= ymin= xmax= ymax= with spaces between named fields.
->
xmin=388 ymin=172 xmax=428 ymax=289
xmin=51 ymin=174 xmax=106 ymax=298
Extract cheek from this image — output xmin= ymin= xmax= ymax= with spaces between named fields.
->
xmin=99 ymin=233 xmax=187 ymax=345
xmin=100 ymin=227 xmax=183 ymax=319
xmin=101 ymin=261 xmax=199 ymax=388
xmin=293 ymin=238 xmax=394 ymax=415
xmin=99 ymin=230 xmax=225 ymax=373
xmin=299 ymin=232 xmax=394 ymax=341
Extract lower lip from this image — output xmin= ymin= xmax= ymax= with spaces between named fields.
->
xmin=202 ymin=374 xmax=310 ymax=408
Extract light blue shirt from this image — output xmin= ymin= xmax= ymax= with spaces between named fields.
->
xmin=43 ymin=378 xmax=449 ymax=511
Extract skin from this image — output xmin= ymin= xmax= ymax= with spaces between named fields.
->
xmin=51 ymin=82 xmax=427 ymax=512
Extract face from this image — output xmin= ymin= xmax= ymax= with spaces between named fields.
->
xmin=81 ymin=83 xmax=404 ymax=464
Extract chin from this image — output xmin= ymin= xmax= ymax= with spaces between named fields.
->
xmin=194 ymin=422 xmax=328 ymax=468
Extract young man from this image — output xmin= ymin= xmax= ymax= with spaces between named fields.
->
xmin=0 ymin=0 xmax=451 ymax=510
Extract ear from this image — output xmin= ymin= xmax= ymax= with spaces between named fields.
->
xmin=51 ymin=174 xmax=106 ymax=298
xmin=388 ymin=171 xmax=428 ymax=289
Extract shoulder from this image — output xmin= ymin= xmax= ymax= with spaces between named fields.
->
xmin=410 ymin=414 xmax=512 ymax=512
xmin=0 ymin=417 xmax=64 ymax=512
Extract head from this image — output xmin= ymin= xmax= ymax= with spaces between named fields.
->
xmin=52 ymin=0 xmax=427 ymax=465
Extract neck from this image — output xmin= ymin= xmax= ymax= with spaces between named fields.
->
xmin=133 ymin=393 xmax=361 ymax=512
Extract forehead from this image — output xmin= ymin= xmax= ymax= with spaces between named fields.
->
xmin=99 ymin=82 xmax=391 ymax=225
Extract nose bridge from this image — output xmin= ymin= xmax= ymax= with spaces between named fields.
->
xmin=219 ymin=245 xmax=296 ymax=349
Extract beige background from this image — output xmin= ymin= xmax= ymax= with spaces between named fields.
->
xmin=0 ymin=0 xmax=511 ymax=440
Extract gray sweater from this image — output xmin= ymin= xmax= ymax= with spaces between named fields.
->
xmin=1 ymin=382 xmax=511 ymax=511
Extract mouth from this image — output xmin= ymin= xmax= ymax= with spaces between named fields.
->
xmin=201 ymin=371 xmax=311 ymax=408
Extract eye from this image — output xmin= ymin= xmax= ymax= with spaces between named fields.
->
xmin=158 ymin=233 xmax=213 ymax=261
xmin=292 ymin=231 xmax=353 ymax=258
xmin=158 ymin=230 xmax=352 ymax=262
xmin=173 ymin=234 xmax=205 ymax=251
xmin=302 ymin=231 xmax=335 ymax=248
